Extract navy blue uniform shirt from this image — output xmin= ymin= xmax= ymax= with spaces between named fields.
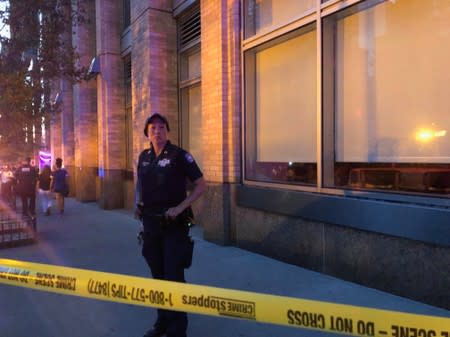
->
xmin=15 ymin=164 xmax=38 ymax=194
xmin=136 ymin=141 xmax=203 ymax=209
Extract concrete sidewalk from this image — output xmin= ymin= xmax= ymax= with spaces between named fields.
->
xmin=0 ymin=198 xmax=448 ymax=337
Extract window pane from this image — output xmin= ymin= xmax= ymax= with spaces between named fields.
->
xmin=244 ymin=0 xmax=315 ymax=38
xmin=188 ymin=85 xmax=202 ymax=168
xmin=181 ymin=85 xmax=202 ymax=169
xmin=180 ymin=49 xmax=200 ymax=82
xmin=123 ymin=0 xmax=130 ymax=28
xmin=323 ymin=0 xmax=450 ymax=195
xmin=188 ymin=52 xmax=201 ymax=80
xmin=245 ymin=26 xmax=317 ymax=185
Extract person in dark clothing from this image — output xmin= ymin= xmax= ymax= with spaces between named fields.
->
xmin=51 ymin=158 xmax=69 ymax=214
xmin=38 ymin=165 xmax=53 ymax=215
xmin=135 ymin=113 xmax=206 ymax=337
xmin=15 ymin=157 xmax=38 ymax=217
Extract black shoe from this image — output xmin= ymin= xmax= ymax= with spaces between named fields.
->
xmin=143 ymin=328 xmax=166 ymax=337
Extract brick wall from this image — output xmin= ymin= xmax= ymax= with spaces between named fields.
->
xmin=95 ymin=0 xmax=126 ymax=208
xmin=72 ymin=0 xmax=98 ymax=201
xmin=197 ymin=0 xmax=242 ymax=244
xmin=131 ymin=1 xmax=177 ymax=156
xmin=50 ymin=79 xmax=62 ymax=161
xmin=201 ymin=0 xmax=241 ymax=184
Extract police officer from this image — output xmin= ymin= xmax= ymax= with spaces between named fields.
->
xmin=135 ymin=113 xmax=206 ymax=337
xmin=15 ymin=157 xmax=38 ymax=218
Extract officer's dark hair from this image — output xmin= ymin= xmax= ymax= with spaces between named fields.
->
xmin=55 ymin=157 xmax=63 ymax=168
xmin=144 ymin=113 xmax=170 ymax=136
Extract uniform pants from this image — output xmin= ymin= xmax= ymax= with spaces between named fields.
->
xmin=1 ymin=182 xmax=13 ymax=206
xmin=20 ymin=192 xmax=36 ymax=216
xmin=142 ymin=217 xmax=189 ymax=337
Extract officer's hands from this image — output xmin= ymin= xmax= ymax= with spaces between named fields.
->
xmin=165 ymin=206 xmax=183 ymax=220
xmin=134 ymin=204 xmax=143 ymax=220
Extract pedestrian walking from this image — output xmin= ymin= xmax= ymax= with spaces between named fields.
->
xmin=15 ymin=157 xmax=38 ymax=217
xmin=51 ymin=158 xmax=69 ymax=215
xmin=38 ymin=165 xmax=53 ymax=215
xmin=135 ymin=113 xmax=206 ymax=337
xmin=0 ymin=165 xmax=15 ymax=208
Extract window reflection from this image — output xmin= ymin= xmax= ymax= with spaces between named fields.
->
xmin=245 ymin=25 xmax=317 ymax=186
xmin=248 ymin=162 xmax=317 ymax=184
xmin=323 ymin=0 xmax=450 ymax=195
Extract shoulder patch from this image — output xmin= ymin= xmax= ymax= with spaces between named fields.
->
xmin=185 ymin=152 xmax=194 ymax=163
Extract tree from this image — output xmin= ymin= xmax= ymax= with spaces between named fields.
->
xmin=0 ymin=0 xmax=87 ymax=162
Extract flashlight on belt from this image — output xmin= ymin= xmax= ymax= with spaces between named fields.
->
xmin=137 ymin=231 xmax=144 ymax=245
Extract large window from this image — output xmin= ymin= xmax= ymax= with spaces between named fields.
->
xmin=244 ymin=0 xmax=450 ymax=199
xmin=323 ymin=0 xmax=450 ymax=196
xmin=180 ymin=83 xmax=202 ymax=167
xmin=178 ymin=4 xmax=202 ymax=168
xmin=123 ymin=0 xmax=130 ymax=28
xmin=244 ymin=0 xmax=315 ymax=38
xmin=245 ymin=25 xmax=317 ymax=185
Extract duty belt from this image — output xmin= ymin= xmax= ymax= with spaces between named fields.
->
xmin=141 ymin=208 xmax=194 ymax=227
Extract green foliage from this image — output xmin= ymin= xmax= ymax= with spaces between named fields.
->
xmin=0 ymin=0 xmax=87 ymax=161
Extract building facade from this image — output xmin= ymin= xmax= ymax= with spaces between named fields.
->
xmin=51 ymin=0 xmax=450 ymax=309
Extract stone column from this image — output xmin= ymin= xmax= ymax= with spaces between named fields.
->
xmin=60 ymin=77 xmax=75 ymax=196
xmin=95 ymin=0 xmax=125 ymax=209
xmin=50 ymin=1 xmax=76 ymax=196
xmin=50 ymin=83 xmax=62 ymax=165
xmin=199 ymin=0 xmax=242 ymax=244
xmin=72 ymin=0 xmax=98 ymax=202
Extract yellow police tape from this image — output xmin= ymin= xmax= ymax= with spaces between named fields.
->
xmin=0 ymin=258 xmax=448 ymax=337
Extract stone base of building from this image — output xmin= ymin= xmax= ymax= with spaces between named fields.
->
xmin=200 ymin=183 xmax=450 ymax=310
xmin=97 ymin=169 xmax=124 ymax=209
xmin=194 ymin=183 xmax=236 ymax=246
xmin=74 ymin=166 xmax=97 ymax=202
